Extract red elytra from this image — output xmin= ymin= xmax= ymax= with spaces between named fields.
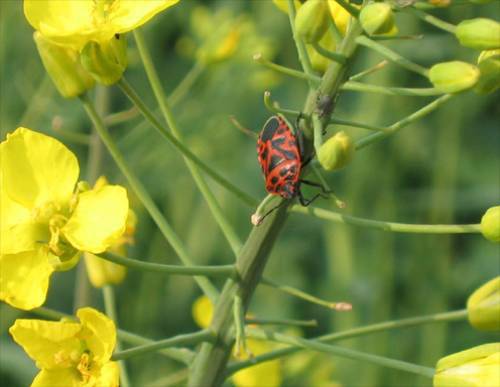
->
xmin=257 ymin=115 xmax=302 ymax=200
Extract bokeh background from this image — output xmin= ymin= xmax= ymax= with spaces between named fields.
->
xmin=1 ymin=0 xmax=499 ymax=386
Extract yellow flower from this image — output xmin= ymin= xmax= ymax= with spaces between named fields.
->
xmin=24 ymin=0 xmax=180 ymax=51
xmin=327 ymin=0 xmax=355 ymax=35
xmin=192 ymin=296 xmax=282 ymax=387
xmin=84 ymin=178 xmax=137 ymax=288
xmin=467 ymin=277 xmax=500 ymax=331
xmin=434 ymin=343 xmax=500 ymax=387
xmin=0 ymin=128 xmax=129 ymax=310
xmin=9 ymin=307 xmax=119 ymax=387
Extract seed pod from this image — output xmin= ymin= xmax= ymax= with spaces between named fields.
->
xmin=467 ymin=277 xmax=500 ymax=331
xmin=318 ymin=131 xmax=354 ymax=171
xmin=456 ymin=18 xmax=500 ymax=50
xmin=295 ymin=0 xmax=329 ymax=43
xmin=33 ymin=32 xmax=94 ymax=98
xmin=80 ymin=34 xmax=128 ymax=85
xmin=480 ymin=206 xmax=500 ymax=242
xmin=429 ymin=61 xmax=480 ymax=93
xmin=359 ymin=3 xmax=396 ymax=36
xmin=475 ymin=49 xmax=500 ymax=94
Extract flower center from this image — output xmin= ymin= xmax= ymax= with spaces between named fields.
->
xmin=93 ymin=0 xmax=118 ymax=23
xmin=77 ymin=351 xmax=93 ymax=383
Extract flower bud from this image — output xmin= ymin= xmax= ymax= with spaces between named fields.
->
xmin=429 ymin=61 xmax=480 ymax=93
xmin=433 ymin=343 xmax=500 ymax=387
xmin=307 ymin=29 xmax=337 ymax=73
xmin=474 ymin=49 xmax=500 ymax=94
xmin=456 ymin=18 xmax=500 ymax=50
xmin=327 ymin=0 xmax=355 ymax=36
xmin=295 ymin=0 xmax=329 ymax=43
xmin=33 ymin=32 xmax=94 ymax=98
xmin=80 ymin=34 xmax=128 ymax=85
xmin=359 ymin=3 xmax=397 ymax=36
xmin=467 ymin=277 xmax=500 ymax=331
xmin=480 ymin=206 xmax=500 ymax=242
xmin=318 ymin=131 xmax=354 ymax=171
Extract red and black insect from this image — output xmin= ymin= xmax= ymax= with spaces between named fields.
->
xmin=257 ymin=115 xmax=327 ymax=210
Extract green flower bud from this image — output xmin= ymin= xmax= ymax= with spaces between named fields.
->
xmin=480 ymin=206 xmax=500 ymax=242
xmin=359 ymin=3 xmax=396 ymax=36
xmin=467 ymin=277 xmax=500 ymax=331
xmin=318 ymin=131 xmax=354 ymax=171
xmin=433 ymin=343 xmax=500 ymax=387
xmin=33 ymin=32 xmax=94 ymax=98
xmin=474 ymin=49 xmax=500 ymax=94
xmin=295 ymin=0 xmax=329 ymax=44
xmin=80 ymin=34 xmax=128 ymax=85
xmin=456 ymin=18 xmax=500 ymax=50
xmin=429 ymin=61 xmax=480 ymax=93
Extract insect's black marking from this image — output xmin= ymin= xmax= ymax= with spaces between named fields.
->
xmin=282 ymin=150 xmax=296 ymax=160
xmin=277 ymin=128 xmax=285 ymax=135
xmin=269 ymin=155 xmax=284 ymax=172
xmin=289 ymin=165 xmax=297 ymax=174
xmin=279 ymin=168 xmax=288 ymax=177
xmin=261 ymin=117 xmax=280 ymax=142
xmin=271 ymin=176 xmax=279 ymax=184
xmin=271 ymin=137 xmax=286 ymax=148
xmin=260 ymin=148 xmax=268 ymax=161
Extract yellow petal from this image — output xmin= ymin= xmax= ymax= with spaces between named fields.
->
xmin=32 ymin=368 xmax=82 ymax=387
xmin=1 ymin=128 xmax=79 ymax=209
xmin=95 ymin=361 xmax=120 ymax=387
xmin=192 ymin=295 xmax=213 ymax=329
xmin=110 ymin=1 xmax=180 ymax=34
xmin=62 ymin=185 xmax=129 ymax=254
xmin=9 ymin=318 xmax=81 ymax=370
xmin=84 ymin=253 xmax=127 ymax=288
xmin=0 ymin=249 xmax=55 ymax=310
xmin=77 ymin=307 xmax=116 ymax=363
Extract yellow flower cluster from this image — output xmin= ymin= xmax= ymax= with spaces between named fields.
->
xmin=1 ymin=128 xmax=129 ymax=310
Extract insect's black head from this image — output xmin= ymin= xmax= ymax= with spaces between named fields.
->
xmin=280 ymin=181 xmax=297 ymax=199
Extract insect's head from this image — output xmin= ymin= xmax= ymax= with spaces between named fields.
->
xmin=280 ymin=181 xmax=297 ymax=199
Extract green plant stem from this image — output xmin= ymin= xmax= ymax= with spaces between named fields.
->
xmin=261 ymin=277 xmax=351 ymax=310
xmin=349 ymin=60 xmax=389 ymax=81
xmin=245 ymin=329 xmax=436 ymax=378
xmin=291 ymin=206 xmax=481 ymax=234
xmin=407 ymin=8 xmax=457 ymax=34
xmin=227 ymin=309 xmax=467 ymax=375
xmin=333 ymin=0 xmax=360 ymax=17
xmin=312 ymin=114 xmax=324 ymax=154
xmin=263 ymin=91 xmax=302 ymax=117
xmin=29 ymin=306 xmax=195 ymax=364
xmin=356 ymin=36 xmax=430 ymax=77
xmin=355 ymin=94 xmax=453 ymax=149
xmin=117 ymin=77 xmax=258 ymax=208
xmin=311 ymin=42 xmax=347 ymax=64
xmin=112 ymin=330 xmax=215 ymax=361
xmin=245 ymin=318 xmax=318 ymax=328
xmin=343 ymin=81 xmax=442 ymax=96
xmin=287 ymin=0 xmax=314 ymax=80
xmin=330 ymin=117 xmax=389 ymax=132
xmin=103 ymin=286 xmax=130 ymax=387
xmin=134 ymin=29 xmax=243 ymax=256
xmin=98 ymin=251 xmax=236 ymax=277
xmin=188 ymin=16 xmax=365 ymax=387
xmin=79 ymin=94 xmax=219 ymax=302
xmin=104 ymin=106 xmax=139 ymax=126
xmin=52 ymin=128 xmax=90 ymax=145
xmin=253 ymin=53 xmax=320 ymax=84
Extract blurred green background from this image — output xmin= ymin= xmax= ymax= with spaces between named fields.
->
xmin=0 ymin=0 xmax=499 ymax=386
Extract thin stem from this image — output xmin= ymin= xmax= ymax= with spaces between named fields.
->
xmin=98 ymin=251 xmax=236 ymax=277
xmin=245 ymin=329 xmax=436 ymax=378
xmin=104 ymin=106 xmax=139 ymax=127
xmin=263 ymin=91 xmax=302 ymax=117
xmin=291 ymin=206 xmax=481 ymax=234
xmin=355 ymin=94 xmax=453 ymax=149
xmin=28 ymin=307 xmax=194 ymax=364
xmin=329 ymin=117 xmax=389 ymax=132
xmin=245 ymin=317 xmax=318 ymax=328
xmin=228 ymin=309 xmax=466 ymax=375
xmin=79 ymin=94 xmax=220 ymax=302
xmin=261 ymin=277 xmax=352 ymax=311
xmin=407 ymin=7 xmax=457 ymax=34
xmin=349 ymin=60 xmax=389 ymax=81
xmin=117 ymin=77 xmax=258 ymax=208
xmin=52 ymin=127 xmax=91 ymax=145
xmin=253 ymin=53 xmax=320 ymax=84
xmin=356 ymin=36 xmax=430 ymax=78
xmin=112 ymin=330 xmax=215 ymax=361
xmin=103 ymin=286 xmax=130 ymax=387
xmin=134 ymin=28 xmax=243 ymax=256
xmin=168 ymin=60 xmax=206 ymax=107
xmin=343 ymin=81 xmax=442 ymax=96
xmin=332 ymin=0 xmax=360 ymax=17
xmin=311 ymin=42 xmax=347 ymax=64
xmin=287 ymin=0 xmax=315 ymax=80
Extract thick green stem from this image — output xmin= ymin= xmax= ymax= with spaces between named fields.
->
xmin=98 ymin=251 xmax=236 ymax=276
xmin=79 ymin=94 xmax=219 ymax=302
xmin=291 ymin=206 xmax=482 ymax=234
xmin=227 ymin=309 xmax=467 ymax=374
xmin=134 ymin=29 xmax=243 ymax=256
